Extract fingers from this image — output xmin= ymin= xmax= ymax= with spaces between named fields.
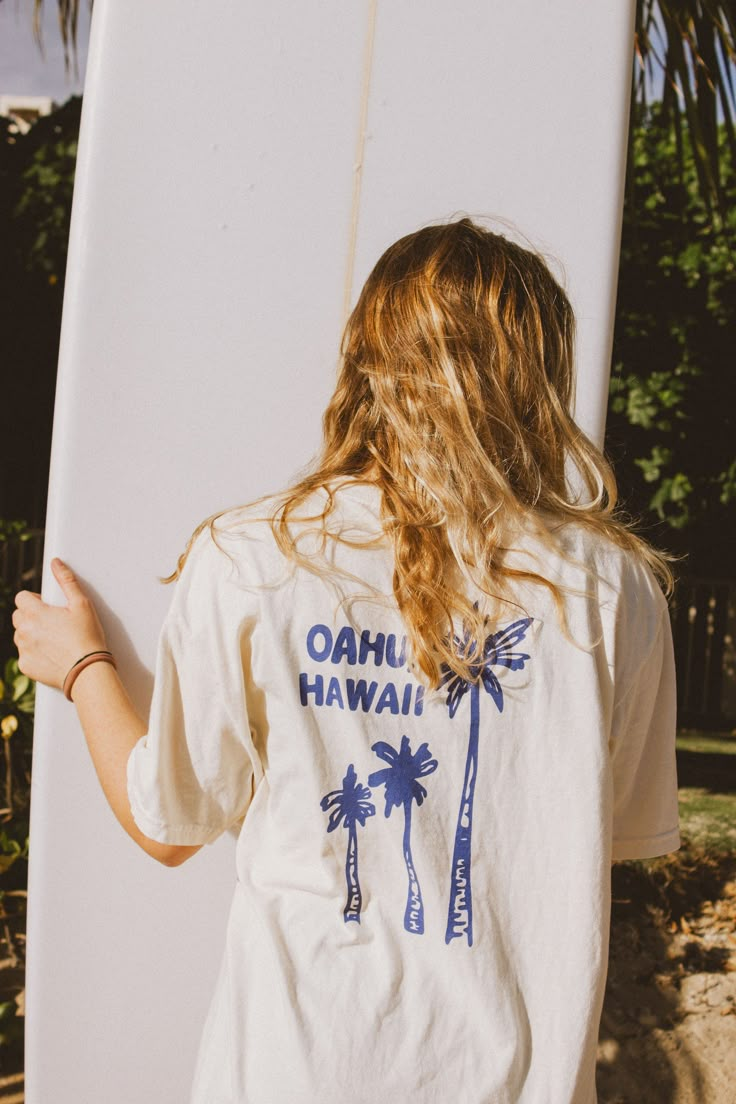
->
xmin=12 ymin=559 xmax=108 ymax=690
xmin=14 ymin=590 xmax=43 ymax=609
xmin=51 ymin=557 xmax=87 ymax=606
xmin=14 ymin=558 xmax=85 ymax=610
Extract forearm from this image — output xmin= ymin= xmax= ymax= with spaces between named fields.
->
xmin=14 ymin=557 xmax=201 ymax=866
xmin=69 ymin=659 xmax=171 ymax=863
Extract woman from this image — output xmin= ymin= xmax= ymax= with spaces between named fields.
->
xmin=14 ymin=217 xmax=681 ymax=1103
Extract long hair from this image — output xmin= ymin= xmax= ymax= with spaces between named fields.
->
xmin=163 ymin=217 xmax=680 ymax=688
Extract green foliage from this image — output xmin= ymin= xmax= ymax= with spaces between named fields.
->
xmin=0 ymin=99 xmax=81 ymax=529
xmin=634 ymin=2 xmax=736 ymax=219
xmin=606 ymin=102 xmax=735 ymax=566
xmin=0 ymin=522 xmax=31 ymax=541
xmin=609 ymin=368 xmax=692 ymax=432
xmin=0 ymin=653 xmax=32 ymax=1055
xmin=0 ymin=658 xmax=34 ymax=875
xmin=716 ymin=459 xmax=736 ymax=506
xmin=0 ymin=521 xmax=34 ymax=616
xmin=2 ymin=97 xmax=81 ymax=283
xmin=0 ymin=833 xmax=29 ymax=877
xmin=11 ymin=133 xmax=78 ymax=280
xmin=0 ymin=996 xmax=24 ymax=1049
xmin=1 ymin=657 xmax=36 ymax=718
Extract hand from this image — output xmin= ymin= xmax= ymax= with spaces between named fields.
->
xmin=12 ymin=558 xmax=109 ymax=692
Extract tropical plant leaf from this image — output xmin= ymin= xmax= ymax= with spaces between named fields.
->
xmin=634 ymin=1 xmax=736 ymax=216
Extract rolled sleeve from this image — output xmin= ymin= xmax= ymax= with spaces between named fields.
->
xmin=127 ymin=528 xmax=260 ymax=846
xmin=610 ymin=603 xmax=681 ymax=861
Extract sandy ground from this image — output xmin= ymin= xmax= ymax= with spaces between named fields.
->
xmin=597 ymin=851 xmax=736 ymax=1103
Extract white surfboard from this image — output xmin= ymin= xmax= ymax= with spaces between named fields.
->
xmin=26 ymin=2 xmax=636 ymax=1100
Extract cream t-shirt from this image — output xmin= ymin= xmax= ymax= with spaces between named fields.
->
xmin=127 ymin=479 xmax=680 ymax=1104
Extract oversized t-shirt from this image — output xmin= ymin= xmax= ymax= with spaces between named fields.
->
xmin=126 ymin=478 xmax=680 ymax=1104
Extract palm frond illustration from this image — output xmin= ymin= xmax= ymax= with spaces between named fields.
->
xmin=440 ymin=609 xmax=533 ymax=946
xmin=368 ymin=735 xmax=439 ymax=934
xmin=320 ymin=763 xmax=376 ymax=923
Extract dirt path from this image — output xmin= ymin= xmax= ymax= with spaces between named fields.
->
xmin=597 ymin=849 xmax=736 ymax=1102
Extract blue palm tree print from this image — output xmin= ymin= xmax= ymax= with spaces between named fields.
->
xmin=368 ymin=735 xmax=439 ymax=934
xmin=320 ymin=763 xmax=376 ymax=923
xmin=439 ymin=610 xmax=534 ymax=946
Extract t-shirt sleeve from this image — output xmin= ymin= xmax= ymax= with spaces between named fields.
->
xmin=126 ymin=528 xmax=261 ymax=846
xmin=609 ymin=597 xmax=681 ymax=862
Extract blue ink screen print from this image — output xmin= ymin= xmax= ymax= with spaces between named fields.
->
xmin=439 ymin=614 xmax=534 ymax=946
xmin=368 ymin=735 xmax=439 ymax=935
xmin=320 ymin=763 xmax=376 ymax=923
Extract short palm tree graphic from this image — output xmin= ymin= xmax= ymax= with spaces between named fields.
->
xmin=320 ymin=763 xmax=376 ymax=924
xmin=439 ymin=610 xmax=534 ymax=947
xmin=368 ymin=735 xmax=439 ymax=935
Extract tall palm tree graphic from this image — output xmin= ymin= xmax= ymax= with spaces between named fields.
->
xmin=439 ymin=612 xmax=534 ymax=947
xmin=320 ymin=763 xmax=376 ymax=924
xmin=368 ymin=735 xmax=439 ymax=935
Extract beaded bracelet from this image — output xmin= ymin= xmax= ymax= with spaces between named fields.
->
xmin=63 ymin=650 xmax=117 ymax=702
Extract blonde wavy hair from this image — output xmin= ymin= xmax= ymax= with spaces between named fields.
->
xmin=163 ymin=217 xmax=681 ymax=688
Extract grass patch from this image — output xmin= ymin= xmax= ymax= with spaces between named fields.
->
xmin=678 ymin=790 xmax=736 ymax=850
xmin=675 ymin=729 xmax=736 ymax=853
xmin=676 ymin=729 xmax=736 ymax=757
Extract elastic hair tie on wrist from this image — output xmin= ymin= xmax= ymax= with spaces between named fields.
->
xmin=63 ymin=650 xmax=117 ymax=701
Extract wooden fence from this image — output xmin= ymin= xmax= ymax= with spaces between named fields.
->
xmin=670 ymin=577 xmax=736 ymax=731
xmin=0 ymin=529 xmax=734 ymax=729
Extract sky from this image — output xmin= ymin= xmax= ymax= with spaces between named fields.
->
xmin=0 ymin=0 xmax=90 ymax=104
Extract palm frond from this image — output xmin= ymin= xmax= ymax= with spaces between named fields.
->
xmin=33 ymin=0 xmax=87 ymax=82
xmin=634 ymin=1 xmax=736 ymax=216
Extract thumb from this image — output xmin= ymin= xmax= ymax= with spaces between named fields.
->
xmin=51 ymin=557 xmax=87 ymax=606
